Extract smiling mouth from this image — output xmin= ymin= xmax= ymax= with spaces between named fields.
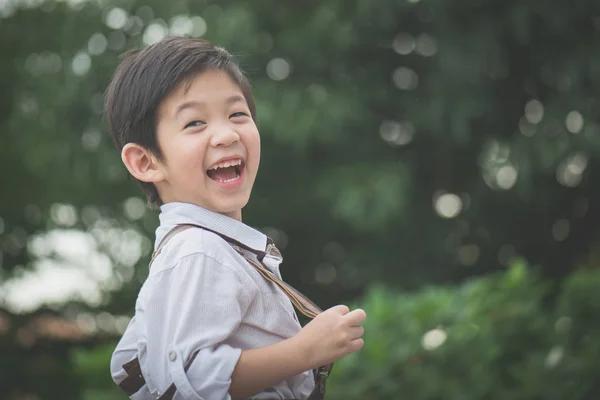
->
xmin=206 ymin=159 xmax=244 ymax=183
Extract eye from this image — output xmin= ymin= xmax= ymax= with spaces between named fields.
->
xmin=230 ymin=111 xmax=249 ymax=119
xmin=185 ymin=120 xmax=205 ymax=129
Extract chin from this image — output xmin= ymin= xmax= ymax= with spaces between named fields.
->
xmin=215 ymin=196 xmax=250 ymax=215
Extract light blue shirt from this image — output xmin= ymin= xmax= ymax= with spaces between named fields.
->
xmin=111 ymin=202 xmax=315 ymax=399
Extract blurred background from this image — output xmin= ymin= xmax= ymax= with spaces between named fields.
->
xmin=2 ymin=0 xmax=600 ymax=398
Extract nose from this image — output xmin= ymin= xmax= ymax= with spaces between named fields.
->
xmin=210 ymin=125 xmax=240 ymax=148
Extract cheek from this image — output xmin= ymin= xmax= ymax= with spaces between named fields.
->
xmin=185 ymin=133 xmax=209 ymax=154
xmin=244 ymin=126 xmax=261 ymax=161
xmin=165 ymin=137 xmax=207 ymax=173
xmin=253 ymin=134 xmax=261 ymax=159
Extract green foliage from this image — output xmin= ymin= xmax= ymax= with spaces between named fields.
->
xmin=74 ymin=344 xmax=127 ymax=400
xmin=328 ymin=262 xmax=600 ymax=399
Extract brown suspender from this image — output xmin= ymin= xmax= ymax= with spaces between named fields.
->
xmin=118 ymin=224 xmax=333 ymax=400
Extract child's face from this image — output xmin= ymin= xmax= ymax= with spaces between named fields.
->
xmin=154 ymin=69 xmax=260 ymax=220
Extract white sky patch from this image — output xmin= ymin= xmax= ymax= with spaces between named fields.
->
xmin=2 ymin=259 xmax=104 ymax=312
xmin=1 ymin=227 xmax=142 ymax=313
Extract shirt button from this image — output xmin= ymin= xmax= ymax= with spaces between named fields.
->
xmin=168 ymin=351 xmax=177 ymax=362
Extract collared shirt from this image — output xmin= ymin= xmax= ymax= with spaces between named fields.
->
xmin=110 ymin=202 xmax=315 ymax=399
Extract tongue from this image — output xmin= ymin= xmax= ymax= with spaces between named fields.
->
xmin=208 ymin=166 xmax=238 ymax=181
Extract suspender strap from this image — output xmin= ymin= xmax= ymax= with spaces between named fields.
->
xmin=118 ymin=353 xmax=199 ymax=399
xmin=234 ymin=248 xmax=322 ymax=319
xmin=118 ymin=224 xmax=332 ymax=400
xmin=118 ymin=357 xmax=145 ymax=396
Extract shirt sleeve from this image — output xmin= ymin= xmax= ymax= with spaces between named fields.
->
xmin=139 ymin=251 xmax=256 ymax=399
xmin=110 ymin=315 xmax=139 ymax=385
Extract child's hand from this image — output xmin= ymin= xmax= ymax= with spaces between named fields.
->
xmin=295 ymin=305 xmax=366 ymax=368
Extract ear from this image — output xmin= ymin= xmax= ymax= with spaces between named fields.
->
xmin=121 ymin=143 xmax=166 ymax=183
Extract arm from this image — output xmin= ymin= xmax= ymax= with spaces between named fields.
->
xmin=229 ymin=305 xmax=367 ymax=400
xmin=229 ymin=336 xmax=308 ymax=400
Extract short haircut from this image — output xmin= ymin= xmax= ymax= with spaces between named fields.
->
xmin=104 ymin=37 xmax=256 ymax=209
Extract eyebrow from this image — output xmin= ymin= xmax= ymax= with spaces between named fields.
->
xmin=174 ymin=95 xmax=247 ymax=118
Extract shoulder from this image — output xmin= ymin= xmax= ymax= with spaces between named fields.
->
xmin=150 ymin=226 xmax=245 ymax=275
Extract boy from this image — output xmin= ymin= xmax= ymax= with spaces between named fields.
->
xmin=105 ymin=37 xmax=366 ymax=400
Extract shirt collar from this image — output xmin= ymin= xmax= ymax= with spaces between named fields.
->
xmin=155 ymin=202 xmax=268 ymax=254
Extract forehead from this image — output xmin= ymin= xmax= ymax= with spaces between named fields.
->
xmin=158 ymin=69 xmax=246 ymax=116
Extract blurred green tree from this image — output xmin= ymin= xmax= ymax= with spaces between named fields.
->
xmin=2 ymin=0 xmax=600 ymax=308
xmin=2 ymin=0 xmax=600 ymax=397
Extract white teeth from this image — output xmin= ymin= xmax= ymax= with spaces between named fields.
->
xmin=214 ymin=176 xmax=239 ymax=183
xmin=209 ymin=159 xmax=242 ymax=171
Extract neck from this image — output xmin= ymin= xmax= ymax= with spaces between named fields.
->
xmin=225 ymin=209 xmax=242 ymax=221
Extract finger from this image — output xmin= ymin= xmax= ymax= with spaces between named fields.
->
xmin=329 ymin=304 xmax=350 ymax=315
xmin=348 ymin=338 xmax=364 ymax=353
xmin=344 ymin=308 xmax=367 ymax=325
xmin=348 ymin=325 xmax=364 ymax=340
